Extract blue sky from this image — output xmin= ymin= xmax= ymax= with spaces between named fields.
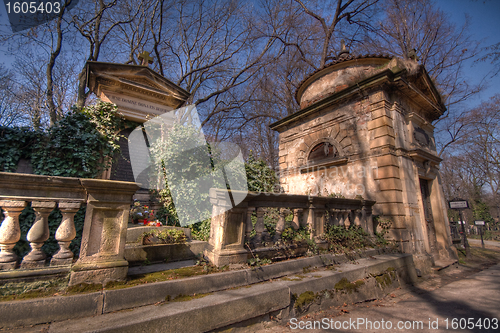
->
xmin=0 ymin=0 xmax=499 ymax=108
xmin=436 ymin=0 xmax=500 ymax=106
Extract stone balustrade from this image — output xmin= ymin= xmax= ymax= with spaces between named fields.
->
xmin=0 ymin=172 xmax=139 ymax=285
xmin=206 ymin=189 xmax=376 ymax=266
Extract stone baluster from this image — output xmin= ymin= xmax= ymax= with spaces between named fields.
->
xmin=291 ymin=209 xmax=301 ymax=230
xmin=0 ymin=201 xmax=27 ymax=269
xmin=253 ymin=207 xmax=265 ymax=247
xmin=338 ymin=210 xmax=345 ymax=226
xmin=274 ymin=208 xmax=287 ymax=242
xmin=313 ymin=210 xmax=325 ymax=236
xmin=21 ymin=201 xmax=56 ymax=268
xmin=245 ymin=207 xmax=254 ymax=242
xmin=352 ymin=209 xmax=361 ymax=227
xmin=306 ymin=207 xmax=315 ymax=237
xmin=343 ymin=211 xmax=350 ymax=228
xmin=363 ymin=203 xmax=374 ymax=236
xmin=51 ymin=202 xmax=81 ymax=266
xmin=327 ymin=209 xmax=334 ymax=226
xmin=301 ymin=208 xmax=309 ymax=228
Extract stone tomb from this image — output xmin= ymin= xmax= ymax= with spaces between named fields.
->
xmin=86 ymin=60 xmax=190 ymax=185
xmin=270 ymin=54 xmax=456 ymax=264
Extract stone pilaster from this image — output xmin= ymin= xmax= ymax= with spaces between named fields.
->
xmin=69 ymin=179 xmax=139 ymax=286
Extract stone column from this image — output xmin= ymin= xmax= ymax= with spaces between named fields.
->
xmin=51 ymin=201 xmax=81 ymax=266
xmin=0 ymin=200 xmax=26 ymax=269
xmin=69 ymin=179 xmax=139 ymax=286
xmin=254 ymin=207 xmax=265 ymax=247
xmin=291 ymin=209 xmax=301 ymax=230
xmin=21 ymin=201 xmax=56 ymax=268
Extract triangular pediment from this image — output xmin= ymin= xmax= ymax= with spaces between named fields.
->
xmin=86 ymin=61 xmax=190 ymax=109
xmin=86 ymin=61 xmax=191 ymax=123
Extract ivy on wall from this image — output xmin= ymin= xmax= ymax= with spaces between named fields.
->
xmin=0 ymin=101 xmax=130 ymax=257
xmin=0 ymin=101 xmax=132 ymax=178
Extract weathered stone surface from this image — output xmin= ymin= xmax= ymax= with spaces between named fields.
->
xmin=69 ymin=179 xmax=140 ymax=286
xmin=45 ymin=254 xmax=416 ymax=333
xmin=124 ymin=240 xmax=207 ymax=263
xmin=0 ymin=292 xmax=103 ymax=329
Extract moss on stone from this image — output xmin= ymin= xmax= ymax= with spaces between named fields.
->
xmin=294 ymin=291 xmax=316 ymax=309
xmin=334 ymin=277 xmax=365 ymax=293
xmin=66 ymin=282 xmax=103 ymax=294
xmin=0 ymin=278 xmax=68 ymax=301
xmin=171 ymin=293 xmax=209 ymax=302
xmin=375 ymin=273 xmax=392 ymax=287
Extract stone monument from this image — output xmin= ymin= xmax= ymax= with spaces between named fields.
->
xmin=86 ymin=53 xmax=190 ymax=180
xmin=270 ymin=52 xmax=456 ymax=268
xmin=86 ymin=53 xmax=190 ymax=203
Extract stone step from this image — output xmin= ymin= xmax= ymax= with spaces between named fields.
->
xmin=44 ymin=253 xmax=417 ymax=333
xmin=0 ymin=248 xmax=404 ymax=330
xmin=124 ymin=240 xmax=208 ymax=264
xmin=127 ymin=260 xmax=197 ymax=276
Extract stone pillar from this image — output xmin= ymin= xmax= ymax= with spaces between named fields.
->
xmin=21 ymin=201 xmax=56 ymax=268
xmin=0 ymin=200 xmax=26 ymax=269
xmin=205 ymin=188 xmax=249 ymax=266
xmin=291 ymin=209 xmax=301 ymax=230
xmin=51 ymin=201 xmax=81 ymax=266
xmin=254 ymin=208 xmax=265 ymax=247
xmin=69 ymin=179 xmax=139 ymax=286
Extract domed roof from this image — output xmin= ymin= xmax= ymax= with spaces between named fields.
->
xmin=296 ymin=54 xmax=395 ymax=108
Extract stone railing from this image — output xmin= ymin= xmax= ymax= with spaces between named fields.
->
xmin=0 ymin=172 xmax=139 ymax=285
xmin=206 ymin=189 xmax=376 ymax=266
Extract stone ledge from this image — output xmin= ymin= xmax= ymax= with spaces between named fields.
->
xmin=47 ymin=254 xmax=416 ymax=333
xmin=0 ymin=249 xmax=405 ymax=330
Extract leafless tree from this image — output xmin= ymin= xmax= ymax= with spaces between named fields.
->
xmin=71 ymin=0 xmax=141 ymax=106
xmin=0 ymin=65 xmax=26 ymax=127
xmin=293 ymin=0 xmax=379 ymax=69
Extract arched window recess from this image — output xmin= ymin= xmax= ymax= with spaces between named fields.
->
xmin=301 ymin=138 xmax=348 ymax=173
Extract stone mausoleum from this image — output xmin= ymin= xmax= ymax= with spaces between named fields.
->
xmin=86 ymin=59 xmax=190 ymax=183
xmin=270 ymin=53 xmax=456 ymax=264
xmin=86 ymin=58 xmax=190 ymax=205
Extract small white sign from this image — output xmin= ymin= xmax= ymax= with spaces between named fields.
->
xmin=449 ymin=201 xmax=468 ymax=209
xmin=474 ymin=220 xmax=485 ymax=226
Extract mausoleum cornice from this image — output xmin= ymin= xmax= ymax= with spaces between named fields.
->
xmin=271 ymin=57 xmax=446 ymax=133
